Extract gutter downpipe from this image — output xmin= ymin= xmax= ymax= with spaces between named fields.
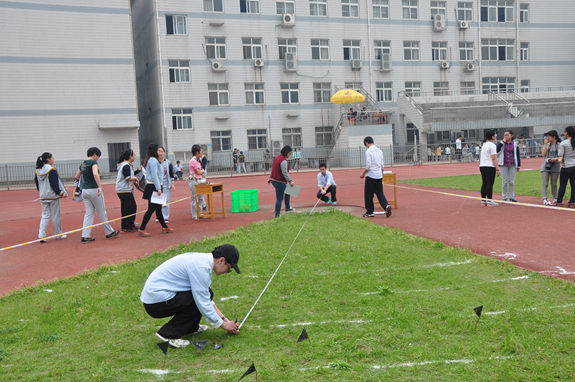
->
xmin=366 ymin=0 xmax=373 ymax=98
xmin=155 ymin=0 xmax=169 ymax=152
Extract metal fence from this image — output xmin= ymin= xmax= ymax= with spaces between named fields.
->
xmin=0 ymin=163 xmax=82 ymax=190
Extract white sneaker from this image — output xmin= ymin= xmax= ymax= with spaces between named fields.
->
xmin=487 ymin=201 xmax=499 ymax=206
xmin=55 ymin=234 xmax=67 ymax=240
xmin=156 ymin=332 xmax=190 ymax=348
xmin=189 ymin=324 xmax=209 ymax=335
xmin=155 ymin=219 xmax=159 ymax=222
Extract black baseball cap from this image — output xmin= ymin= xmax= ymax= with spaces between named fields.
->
xmin=212 ymin=244 xmax=241 ymax=274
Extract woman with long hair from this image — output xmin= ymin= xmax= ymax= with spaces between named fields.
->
xmin=541 ymin=130 xmax=562 ymax=205
xmin=115 ymin=149 xmax=140 ymax=232
xmin=189 ymin=144 xmax=207 ymax=220
xmin=479 ymin=130 xmax=501 ymax=206
xmin=157 ymin=147 xmax=175 ymax=224
xmin=35 ymin=152 xmax=68 ymax=242
xmin=496 ymin=130 xmax=521 ymax=202
xmin=138 ymin=143 xmax=174 ymax=236
xmin=268 ymin=145 xmax=295 ymax=217
xmin=555 ymin=126 xmax=575 ymax=207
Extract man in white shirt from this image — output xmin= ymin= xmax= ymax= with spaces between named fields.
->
xmin=455 ymin=136 xmax=463 ymax=161
xmin=317 ymin=163 xmax=337 ymax=205
xmin=140 ymin=244 xmax=241 ymax=348
xmin=359 ymin=136 xmax=392 ymax=218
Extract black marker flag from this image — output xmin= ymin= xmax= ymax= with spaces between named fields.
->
xmin=474 ymin=305 xmax=483 ymax=318
xmin=238 ymin=363 xmax=257 ymax=381
xmin=157 ymin=341 xmax=169 ymax=356
xmin=297 ymin=327 xmax=309 ymax=344
xmin=192 ymin=340 xmax=208 ymax=355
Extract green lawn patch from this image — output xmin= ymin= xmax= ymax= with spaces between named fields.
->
xmin=1 ymin=211 xmax=574 ymax=381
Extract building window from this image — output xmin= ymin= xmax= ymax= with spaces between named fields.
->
xmin=406 ymin=123 xmax=419 ymax=144
xmin=276 ymin=0 xmax=295 ymax=14
xmin=432 ymin=42 xmax=447 ymax=61
xmin=172 ymin=109 xmax=193 ymax=130
xmin=245 ymin=83 xmax=265 ymax=104
xmin=315 ymin=126 xmax=333 ymax=147
xmin=373 ymin=0 xmax=389 ymax=18
xmin=342 ymin=0 xmax=359 ymax=17
xmin=433 ymin=82 xmax=449 ymax=96
xmin=343 ymin=40 xmax=361 ymax=60
xmin=240 ymin=0 xmax=260 ymax=14
xmin=345 ymin=82 xmax=363 ymax=90
xmin=204 ymin=0 xmax=223 ymax=12
xmin=242 ymin=38 xmax=263 ymax=59
xmin=169 ymin=61 xmax=190 ymax=83
xmin=208 ymin=84 xmax=229 ymax=106
xmin=520 ymin=3 xmax=529 ymax=22
xmin=313 ymin=83 xmax=331 ymax=103
xmin=247 ymin=129 xmax=267 ymax=150
xmin=376 ymin=82 xmax=393 ymax=102
xmin=310 ymin=0 xmax=327 ymax=16
xmin=480 ymin=0 xmax=514 ymax=23
xmin=481 ymin=39 xmax=514 ymax=61
xmin=482 ymin=77 xmax=515 ymax=93
xmin=459 ymin=42 xmax=474 ymax=61
xmin=278 ymin=38 xmax=297 ymax=60
xmin=283 ymin=128 xmax=302 ymax=148
xmin=205 ymin=37 xmax=226 ymax=59
xmin=311 ymin=39 xmax=330 ymax=60
xmin=460 ymin=81 xmax=475 ymax=95
xmin=520 ymin=42 xmax=529 ymax=61
xmin=403 ymin=41 xmax=420 ymax=61
xmin=281 ymin=83 xmax=299 ymax=104
xmin=211 ymin=130 xmax=232 ymax=152
xmin=431 ymin=1 xmax=446 ymax=15
xmin=462 ymin=129 xmax=477 ymax=138
xmin=166 ymin=15 xmax=187 ymax=35
xmin=374 ymin=40 xmax=391 ymax=60
xmin=457 ymin=2 xmax=473 ymax=20
xmin=405 ymin=81 xmax=421 ymax=97
xmin=520 ymin=79 xmax=530 ymax=93
xmin=402 ymin=0 xmax=418 ymax=19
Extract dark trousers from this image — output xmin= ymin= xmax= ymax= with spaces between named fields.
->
xmin=117 ymin=192 xmax=137 ymax=229
xmin=364 ymin=177 xmax=389 ymax=214
xmin=317 ymin=185 xmax=337 ymax=202
xmin=557 ymin=166 xmax=575 ymax=203
xmin=140 ymin=184 xmax=167 ymax=230
xmin=144 ymin=289 xmax=213 ymax=339
xmin=480 ymin=166 xmax=496 ymax=200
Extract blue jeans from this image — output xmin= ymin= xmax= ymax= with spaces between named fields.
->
xmin=272 ymin=181 xmax=290 ymax=217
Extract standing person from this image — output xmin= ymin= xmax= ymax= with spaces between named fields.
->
xmin=445 ymin=146 xmax=451 ymax=160
xmin=268 ymin=145 xmax=295 ymax=217
xmin=189 ymin=145 xmax=207 ymax=220
xmin=475 ymin=144 xmax=480 ymax=161
xmin=555 ymin=126 xmax=575 ymax=207
xmin=115 ymin=149 xmax=140 ymax=233
xmin=479 ymin=130 xmax=501 ymax=206
xmin=35 ymin=152 xmax=68 ymax=242
xmin=541 ymin=130 xmax=562 ymax=205
xmin=140 ymin=244 xmax=241 ymax=348
xmin=359 ymin=136 xmax=392 ymax=218
xmin=233 ymin=149 xmax=240 ymax=173
xmin=317 ymin=163 xmax=337 ymax=205
xmin=497 ymin=130 xmax=521 ymax=202
xmin=238 ymin=151 xmax=247 ymax=173
xmin=263 ymin=149 xmax=271 ymax=171
xmin=138 ymin=143 xmax=173 ymax=237
xmin=200 ymin=151 xmax=208 ymax=176
xmin=455 ymin=136 xmax=463 ymax=161
xmin=174 ymin=161 xmax=183 ymax=180
xmin=157 ymin=147 xmax=175 ymax=224
xmin=75 ymin=147 xmax=119 ymax=243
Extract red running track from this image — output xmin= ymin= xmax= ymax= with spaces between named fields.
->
xmin=1 ymin=159 xmax=573 ymax=296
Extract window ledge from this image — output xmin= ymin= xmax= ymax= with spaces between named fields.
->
xmin=209 ymin=21 xmax=224 ymax=26
xmin=286 ymin=114 xmax=300 ymax=118
xmin=215 ymin=116 xmax=229 ymax=120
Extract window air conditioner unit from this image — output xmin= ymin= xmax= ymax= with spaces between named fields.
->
xmin=380 ymin=53 xmax=393 ymax=71
xmin=351 ymin=59 xmax=363 ymax=69
xmin=284 ymin=52 xmax=298 ymax=71
xmin=211 ymin=62 xmax=225 ymax=72
xmin=254 ymin=58 xmax=265 ymax=67
xmin=458 ymin=20 xmax=469 ymax=29
xmin=282 ymin=13 xmax=295 ymax=27
xmin=199 ymin=144 xmax=211 ymax=158
xmin=464 ymin=62 xmax=476 ymax=72
xmin=433 ymin=14 xmax=447 ymax=31
xmin=440 ymin=60 xmax=450 ymax=69
xmin=271 ymin=140 xmax=282 ymax=156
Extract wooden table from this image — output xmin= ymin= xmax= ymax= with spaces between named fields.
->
xmin=375 ymin=173 xmax=397 ymax=209
xmin=195 ymin=182 xmax=226 ymax=221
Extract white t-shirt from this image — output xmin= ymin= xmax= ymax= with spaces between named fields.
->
xmin=480 ymin=141 xmax=497 ymax=167
xmin=456 ymin=138 xmax=462 ymax=150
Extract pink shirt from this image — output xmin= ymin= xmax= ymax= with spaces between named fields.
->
xmin=189 ymin=157 xmax=202 ymax=179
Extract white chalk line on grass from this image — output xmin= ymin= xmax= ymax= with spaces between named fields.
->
xmin=139 ymin=369 xmax=176 ymax=375
xmin=219 ymin=295 xmax=239 ymax=301
xmin=246 ymin=319 xmax=373 ymax=329
xmin=482 ymin=303 xmax=575 ymax=316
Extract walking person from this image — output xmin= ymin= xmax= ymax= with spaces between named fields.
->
xmin=293 ymin=148 xmax=301 ymax=169
xmin=263 ymin=149 xmax=271 ymax=171
xmin=157 ymin=147 xmax=175 ymax=224
xmin=479 ymin=130 xmax=501 ymax=206
xmin=360 ymin=136 xmax=392 ymax=218
xmin=238 ymin=151 xmax=247 ymax=173
xmin=189 ymin=145 xmax=207 ymax=220
xmin=317 ymin=163 xmax=337 ymax=205
xmin=497 ymin=130 xmax=521 ymax=202
xmin=541 ymin=130 xmax=562 ymax=205
xmin=35 ymin=152 xmax=68 ymax=242
xmin=115 ymin=149 xmax=140 ymax=233
xmin=75 ymin=147 xmax=119 ymax=243
xmin=233 ymin=148 xmax=240 ymax=173
xmin=555 ymin=126 xmax=575 ymax=207
xmin=138 ymin=144 xmax=174 ymax=237
xmin=268 ymin=145 xmax=295 ymax=217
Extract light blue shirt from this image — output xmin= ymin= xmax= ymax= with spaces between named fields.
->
xmin=140 ymin=253 xmax=223 ymax=328
xmin=145 ymin=157 xmax=164 ymax=190
xmin=365 ymin=145 xmax=384 ymax=179
xmin=317 ymin=170 xmax=337 ymax=188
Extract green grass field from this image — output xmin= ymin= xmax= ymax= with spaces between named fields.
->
xmin=1 ymin=211 xmax=575 ymax=381
xmin=399 ymin=169 xmax=571 ymax=201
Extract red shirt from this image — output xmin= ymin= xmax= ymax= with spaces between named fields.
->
xmin=269 ymin=155 xmax=289 ymax=184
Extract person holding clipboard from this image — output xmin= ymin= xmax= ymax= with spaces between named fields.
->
xmin=268 ymin=145 xmax=296 ymax=217
xmin=138 ymin=143 xmax=174 ymax=237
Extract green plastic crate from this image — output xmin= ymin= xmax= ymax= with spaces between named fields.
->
xmin=231 ymin=189 xmax=259 ymax=213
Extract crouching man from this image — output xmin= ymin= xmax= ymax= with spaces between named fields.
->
xmin=140 ymin=244 xmax=241 ymax=348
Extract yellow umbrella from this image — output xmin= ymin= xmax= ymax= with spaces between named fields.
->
xmin=330 ymin=88 xmax=365 ymax=104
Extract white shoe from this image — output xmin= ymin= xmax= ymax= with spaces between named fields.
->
xmin=164 ymin=220 xmax=169 ymax=224
xmin=155 ymin=219 xmax=159 ymax=222
xmin=487 ymin=201 xmax=499 ymax=206
xmin=189 ymin=324 xmax=209 ymax=335
xmin=156 ymin=332 xmax=190 ymax=348
xmin=55 ymin=234 xmax=67 ymax=240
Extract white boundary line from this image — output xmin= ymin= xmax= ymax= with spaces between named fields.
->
xmin=245 ymin=319 xmax=373 ymax=329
